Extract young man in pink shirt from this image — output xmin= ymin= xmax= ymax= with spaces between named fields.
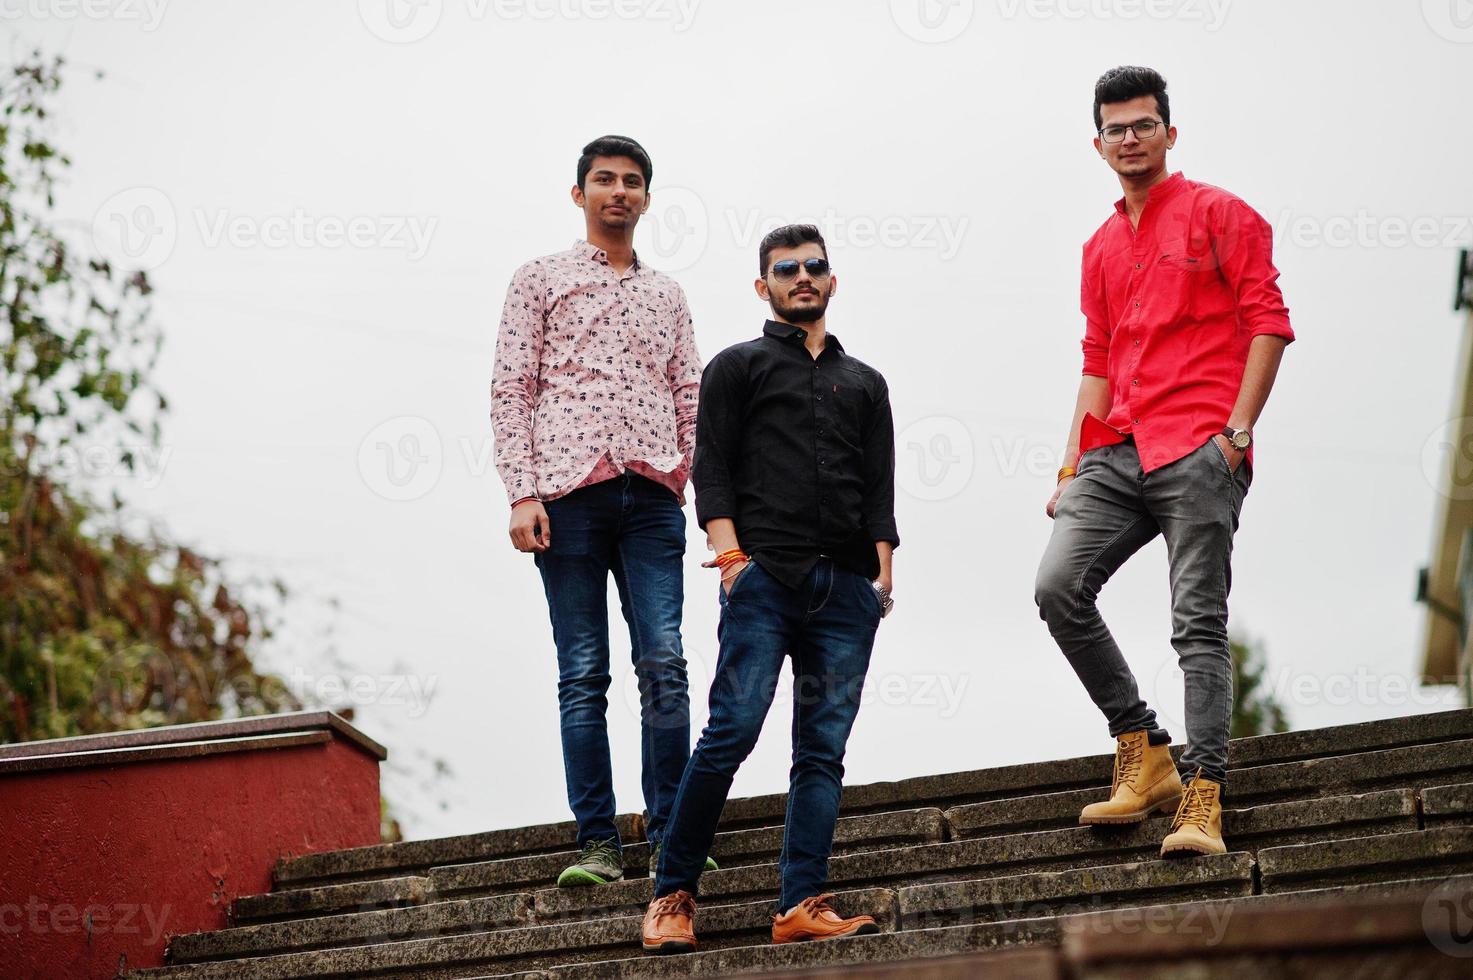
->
xmin=491 ymin=136 xmax=709 ymax=887
xmin=1036 ymin=68 xmax=1294 ymax=857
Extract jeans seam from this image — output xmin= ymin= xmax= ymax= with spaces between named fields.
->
xmin=1065 ymin=513 xmax=1155 ymax=713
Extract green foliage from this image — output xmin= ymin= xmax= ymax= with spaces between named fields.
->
xmin=0 ymin=52 xmax=300 ymax=741
xmin=1230 ymin=634 xmax=1290 ymax=739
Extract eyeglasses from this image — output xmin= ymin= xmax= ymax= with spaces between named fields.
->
xmin=767 ymin=258 xmax=832 ymax=282
xmin=1098 ymin=120 xmax=1164 ymax=143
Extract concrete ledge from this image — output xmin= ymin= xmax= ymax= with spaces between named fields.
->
xmin=232 ymin=877 xmax=436 ymax=926
xmin=1258 ymin=826 xmax=1473 ymax=892
xmin=1423 ymin=781 xmax=1473 ymax=825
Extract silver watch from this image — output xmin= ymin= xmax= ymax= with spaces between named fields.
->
xmin=871 ymin=581 xmax=895 ymax=619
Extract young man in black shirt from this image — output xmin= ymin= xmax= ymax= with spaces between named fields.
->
xmin=641 ymin=224 xmax=899 ymax=953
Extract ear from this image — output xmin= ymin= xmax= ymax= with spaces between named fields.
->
xmin=571 ymin=184 xmax=586 ymax=209
xmin=754 ymin=277 xmax=770 ymax=302
xmin=1092 ymin=135 xmax=1104 ymax=158
xmin=640 ymin=190 xmax=652 ymax=214
xmin=1165 ymin=124 xmax=1178 ymax=150
xmin=828 ymin=274 xmax=839 ymax=299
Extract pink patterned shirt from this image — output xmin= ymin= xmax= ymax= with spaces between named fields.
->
xmin=490 ymin=240 xmax=702 ymax=506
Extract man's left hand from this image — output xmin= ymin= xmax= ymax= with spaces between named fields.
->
xmin=1214 ymin=433 xmax=1246 ymax=473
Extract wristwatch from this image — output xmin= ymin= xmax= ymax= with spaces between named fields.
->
xmin=871 ymin=581 xmax=895 ymax=619
xmin=1221 ymin=427 xmax=1252 ymax=452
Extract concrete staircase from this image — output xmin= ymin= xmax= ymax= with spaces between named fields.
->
xmin=133 ymin=709 xmax=1473 ymax=978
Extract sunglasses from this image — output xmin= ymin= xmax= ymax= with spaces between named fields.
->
xmin=766 ymin=258 xmax=832 ymax=283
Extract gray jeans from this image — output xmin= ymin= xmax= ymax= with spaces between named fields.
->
xmin=1034 ymin=436 xmax=1251 ymax=785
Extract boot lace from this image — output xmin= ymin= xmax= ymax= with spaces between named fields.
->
xmin=1111 ymin=736 xmax=1144 ymax=795
xmin=1170 ymin=771 xmax=1215 ymax=833
xmin=650 ymin=891 xmax=695 ymax=921
xmin=796 ymin=893 xmax=838 ymax=918
xmin=579 ymin=837 xmax=620 ymax=868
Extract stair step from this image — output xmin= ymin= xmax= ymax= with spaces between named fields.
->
xmin=413 ymin=808 xmax=947 ymax=900
xmin=485 ymin=874 xmax=1473 ymax=980
xmin=144 ymin=887 xmax=898 ymax=978
xmin=232 ymin=876 xmax=434 ymax=926
xmin=274 ymin=814 xmax=642 ymax=891
xmin=273 ymin=709 xmax=1473 ymax=888
xmin=947 ymin=738 xmax=1473 ymax=838
xmin=170 ymin=895 xmax=534 ymax=965
xmin=1258 ymin=824 xmax=1473 ymax=892
xmin=1423 ymin=780 xmax=1473 ymax=826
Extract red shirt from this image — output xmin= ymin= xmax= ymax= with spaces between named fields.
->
xmin=1077 ymin=172 xmax=1294 ymax=473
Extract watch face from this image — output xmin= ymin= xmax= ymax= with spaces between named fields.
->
xmin=1231 ymin=431 xmax=1252 ymax=450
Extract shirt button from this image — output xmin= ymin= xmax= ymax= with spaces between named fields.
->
xmin=1134 ymin=418 xmax=1141 ymax=424
xmin=1134 ymin=340 xmax=1141 ymax=346
xmin=1132 ymin=379 xmax=1140 ymax=386
xmin=1134 ymin=302 xmax=1141 ymax=309
xmin=1134 ymin=263 xmax=1142 ymax=269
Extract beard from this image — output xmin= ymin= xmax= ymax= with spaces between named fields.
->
xmin=771 ymin=285 xmax=830 ymax=323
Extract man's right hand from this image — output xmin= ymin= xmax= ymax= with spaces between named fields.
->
xmin=509 ymin=499 xmax=551 ymax=553
xmin=720 ymin=558 xmax=750 ymax=595
xmin=1046 ymin=476 xmax=1074 ymax=520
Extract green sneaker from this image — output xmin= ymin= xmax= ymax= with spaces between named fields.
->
xmin=557 ymin=838 xmax=625 ymax=887
xmin=649 ymin=841 xmax=719 ymax=875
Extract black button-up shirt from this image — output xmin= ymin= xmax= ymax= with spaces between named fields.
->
xmin=692 ymin=319 xmax=900 ymax=590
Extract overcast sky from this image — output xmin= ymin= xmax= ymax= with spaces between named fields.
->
xmin=11 ymin=0 xmax=1473 ymax=839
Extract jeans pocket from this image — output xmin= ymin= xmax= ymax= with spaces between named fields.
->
xmin=719 ymin=560 xmax=757 ymax=603
xmin=1208 ymin=436 xmax=1236 ymax=482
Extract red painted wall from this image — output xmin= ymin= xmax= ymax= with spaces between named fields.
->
xmin=0 ymin=737 xmax=380 ymax=979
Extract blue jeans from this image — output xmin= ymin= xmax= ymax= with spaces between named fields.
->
xmin=533 ymin=472 xmax=691 ymax=851
xmin=654 ymin=558 xmax=881 ymax=910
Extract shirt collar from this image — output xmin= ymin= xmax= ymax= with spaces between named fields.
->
xmin=762 ymin=318 xmax=844 ymax=354
xmin=1113 ymin=170 xmax=1187 ymax=217
xmin=575 ymin=239 xmax=643 ymax=274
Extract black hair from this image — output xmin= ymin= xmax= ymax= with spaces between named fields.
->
xmin=1093 ymin=66 xmax=1170 ymax=132
xmin=758 ymin=224 xmax=828 ymax=276
xmin=576 ymin=135 xmax=653 ymax=190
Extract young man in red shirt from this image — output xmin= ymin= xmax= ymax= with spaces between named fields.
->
xmin=1035 ymin=67 xmax=1294 ymax=856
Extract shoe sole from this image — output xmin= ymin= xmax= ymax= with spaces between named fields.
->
xmin=556 ymin=868 xmax=623 ymax=888
xmin=773 ymin=922 xmax=881 ymax=944
xmin=642 ymin=940 xmax=697 ymax=954
xmin=1078 ymin=793 xmax=1183 ymax=826
xmin=1159 ymin=842 xmax=1227 ymax=858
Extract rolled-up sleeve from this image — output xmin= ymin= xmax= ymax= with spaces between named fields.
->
xmin=1081 ymin=246 xmax=1112 ymax=376
xmin=490 ymin=261 xmax=545 ymax=505
xmin=1216 ymin=198 xmax=1294 ymax=343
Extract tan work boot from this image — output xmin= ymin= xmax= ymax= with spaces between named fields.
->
xmin=1078 ymin=730 xmax=1183 ymax=825
xmin=1160 ymin=769 xmax=1226 ymax=857
xmin=641 ymin=890 xmax=697 ymax=954
xmin=771 ymin=893 xmax=880 ymax=944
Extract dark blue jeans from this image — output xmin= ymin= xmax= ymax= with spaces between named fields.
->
xmin=533 ymin=472 xmax=691 ymax=852
xmin=654 ymin=557 xmax=881 ymax=910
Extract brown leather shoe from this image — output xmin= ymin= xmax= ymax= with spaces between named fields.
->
xmin=1160 ymin=769 xmax=1227 ymax=857
xmin=771 ymin=893 xmax=880 ymax=944
xmin=1079 ymin=729 xmax=1183 ymax=825
xmin=641 ymin=890 xmax=697 ymax=954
